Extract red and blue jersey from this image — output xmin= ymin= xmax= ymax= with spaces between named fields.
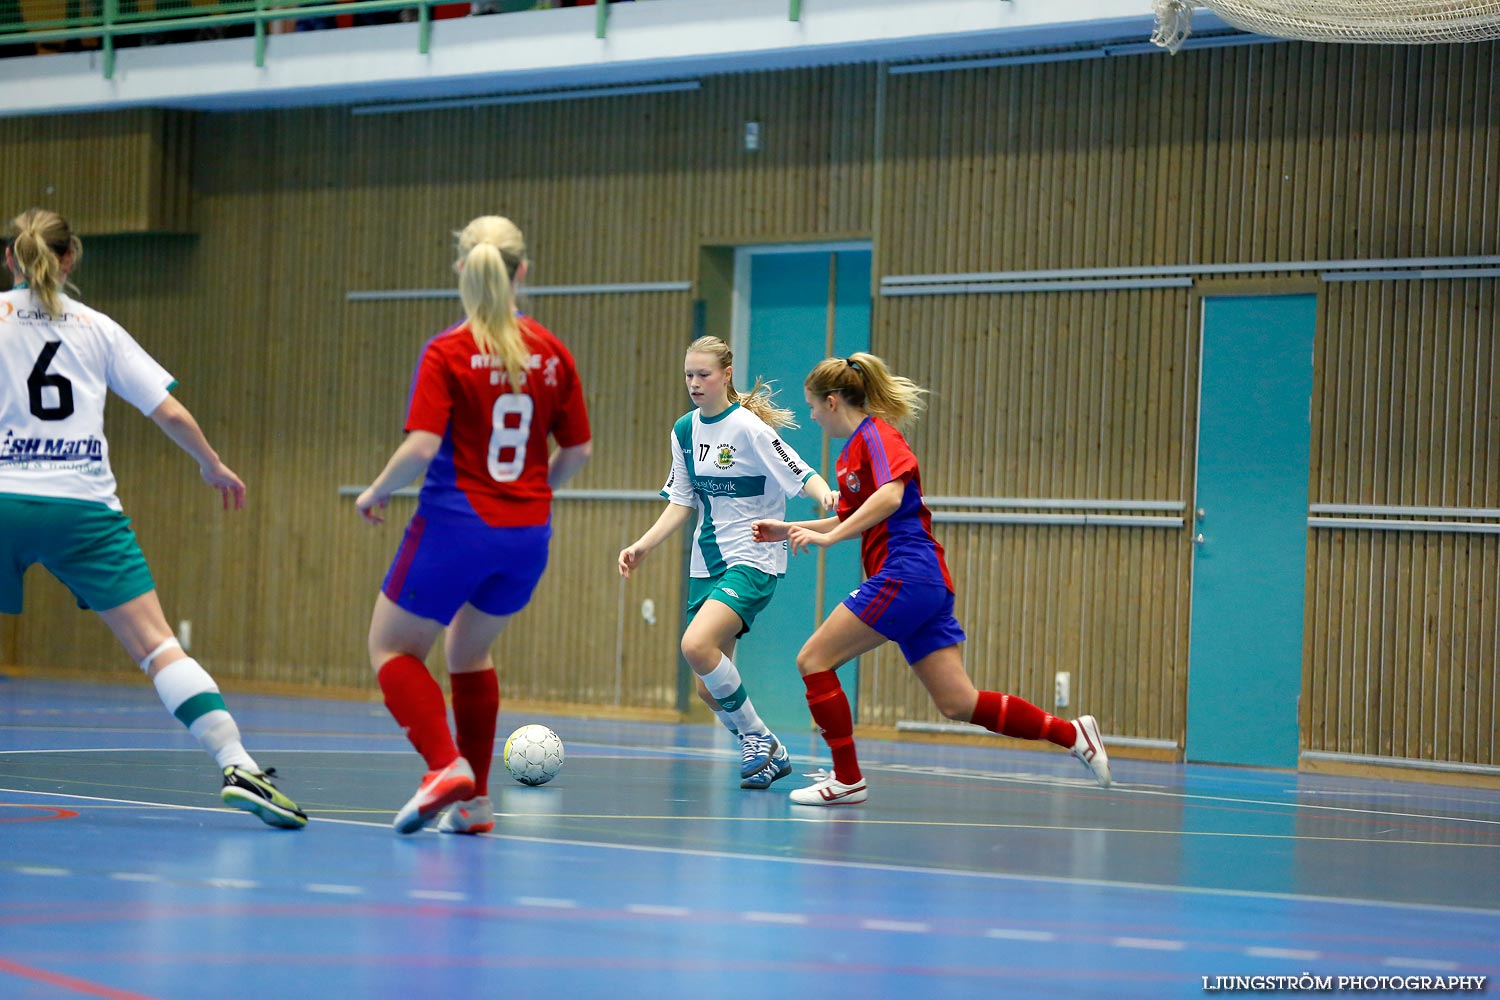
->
xmin=403 ymin=316 xmax=590 ymax=528
xmin=835 ymin=415 xmax=953 ymax=591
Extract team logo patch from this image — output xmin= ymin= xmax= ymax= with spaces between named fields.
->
xmin=715 ymin=444 xmax=737 ymax=469
xmin=845 ymin=472 xmax=860 ymax=493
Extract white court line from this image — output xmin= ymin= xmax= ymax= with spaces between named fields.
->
xmin=5 ymin=745 xmax=1496 ymax=830
xmin=4 ymin=767 xmax=1500 ymax=920
xmin=1246 ymin=947 xmax=1321 ymax=960
xmin=1384 ymin=957 xmax=1460 ymax=971
xmin=626 ymin=904 xmax=691 ymax=917
xmin=745 ymin=911 xmax=808 ymax=925
xmin=986 ymin=928 xmax=1056 ymax=941
xmin=862 ymin=919 xmax=929 ymax=933
xmin=1114 ymin=937 xmax=1185 ymax=951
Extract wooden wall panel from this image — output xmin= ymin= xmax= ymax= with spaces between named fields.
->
xmin=0 ymin=110 xmax=192 ymax=234
xmin=881 ymin=43 xmax=1499 ymax=273
xmin=1305 ymin=278 xmax=1499 ymax=765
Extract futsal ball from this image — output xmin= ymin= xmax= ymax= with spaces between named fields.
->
xmin=503 ymin=724 xmax=565 ymax=786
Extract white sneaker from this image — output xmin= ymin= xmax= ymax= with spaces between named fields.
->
xmin=788 ymin=768 xmax=867 ymax=806
xmin=437 ymin=795 xmax=494 ymax=835
xmin=1071 ymin=715 xmax=1112 ymax=788
xmin=393 ymin=757 xmax=476 ymax=835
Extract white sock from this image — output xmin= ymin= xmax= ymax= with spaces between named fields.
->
xmin=151 ymin=657 xmax=257 ymax=771
xmin=699 ymin=654 xmax=769 ymax=737
xmin=712 ymin=709 xmax=742 ymax=742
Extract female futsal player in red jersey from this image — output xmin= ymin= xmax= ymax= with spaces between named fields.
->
xmin=753 ymin=353 xmax=1111 ymax=805
xmin=356 ymin=215 xmax=592 ymax=835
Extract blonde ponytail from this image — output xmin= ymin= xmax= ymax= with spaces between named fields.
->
xmin=7 ymin=208 xmax=81 ymax=320
xmin=804 ymin=351 xmax=927 ymax=429
xmin=456 ymin=216 xmax=529 ymax=393
xmin=686 ymin=335 xmax=797 ymax=430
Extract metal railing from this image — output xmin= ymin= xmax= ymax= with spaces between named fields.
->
xmin=0 ymin=0 xmax=808 ymax=80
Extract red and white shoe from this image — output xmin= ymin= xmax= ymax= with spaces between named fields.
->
xmin=788 ymin=768 xmax=867 ymax=806
xmin=437 ymin=795 xmax=494 ymax=835
xmin=1071 ymin=715 xmax=1112 ymax=788
xmin=393 ymin=757 xmax=476 ymax=835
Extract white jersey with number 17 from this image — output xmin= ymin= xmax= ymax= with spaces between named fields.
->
xmin=0 ymin=288 xmax=174 ymax=511
xmin=660 ymin=402 xmax=815 ymax=578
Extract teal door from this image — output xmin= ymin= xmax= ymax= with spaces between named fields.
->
xmin=1186 ymin=294 xmax=1316 ymax=768
xmin=731 ymin=247 xmax=870 ymax=736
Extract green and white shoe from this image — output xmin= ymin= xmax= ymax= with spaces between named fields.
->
xmin=221 ymin=766 xmax=308 ymax=829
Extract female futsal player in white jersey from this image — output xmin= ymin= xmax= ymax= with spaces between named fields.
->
xmin=0 ymin=208 xmax=306 ymax=829
xmin=618 ymin=336 xmax=834 ymax=789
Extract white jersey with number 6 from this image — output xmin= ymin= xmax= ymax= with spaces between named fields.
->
xmin=0 ymin=288 xmax=174 ymax=511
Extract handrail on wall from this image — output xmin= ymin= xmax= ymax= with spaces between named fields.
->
xmin=0 ymin=0 xmax=445 ymax=73
xmin=0 ymin=0 xmax=813 ymax=79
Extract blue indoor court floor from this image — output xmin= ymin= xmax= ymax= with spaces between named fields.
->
xmin=1 ymin=674 xmax=1497 ymax=999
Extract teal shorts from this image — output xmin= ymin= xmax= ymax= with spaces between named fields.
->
xmin=687 ymin=564 xmax=779 ymax=638
xmin=0 ymin=495 xmax=156 ymax=614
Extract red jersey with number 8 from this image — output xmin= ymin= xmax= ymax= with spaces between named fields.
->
xmin=403 ymin=317 xmax=590 ymax=527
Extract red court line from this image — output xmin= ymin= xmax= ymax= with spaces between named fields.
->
xmin=0 ymin=957 xmax=161 ymax=1000
xmin=0 ymin=804 xmax=79 ymax=822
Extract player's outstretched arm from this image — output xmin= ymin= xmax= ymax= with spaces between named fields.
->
xmin=787 ymin=480 xmax=903 ymax=554
xmin=619 ymin=502 xmax=694 ymax=578
xmin=148 ymin=394 xmax=245 ymax=511
xmin=752 ymin=515 xmax=837 ymax=544
xmin=356 ymin=430 xmax=443 ymax=524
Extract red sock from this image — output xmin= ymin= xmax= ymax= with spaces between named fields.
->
xmin=377 ymin=655 xmax=459 ymax=770
xmin=451 ymin=669 xmax=500 ymax=796
xmin=971 ymin=690 xmax=1076 ymax=749
xmin=803 ymin=670 xmax=861 ymax=784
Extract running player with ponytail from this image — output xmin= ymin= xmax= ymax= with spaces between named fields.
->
xmin=0 ymin=208 xmax=306 ymax=829
xmin=752 ymin=353 xmax=1112 ymax=805
xmin=357 ymin=215 xmax=592 ymax=835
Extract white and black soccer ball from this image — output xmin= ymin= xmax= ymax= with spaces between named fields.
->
xmin=503 ymin=724 xmax=565 ymax=786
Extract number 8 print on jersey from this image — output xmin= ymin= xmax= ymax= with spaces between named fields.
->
xmin=402 ymin=315 xmax=590 ymax=528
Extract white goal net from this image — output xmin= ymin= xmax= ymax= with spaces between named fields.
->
xmin=1152 ymin=0 xmax=1500 ymax=52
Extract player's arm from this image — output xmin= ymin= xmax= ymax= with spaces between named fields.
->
xmin=786 ymin=479 xmax=904 ymax=554
xmin=800 ymin=473 xmax=837 ymax=512
xmin=355 ymin=430 xmax=443 ymax=524
xmin=751 ymin=514 xmax=838 ymax=544
xmin=148 ymin=394 xmax=245 ymax=511
xmin=548 ymin=441 xmax=592 ymax=489
xmin=618 ymin=502 xmax=695 ymax=579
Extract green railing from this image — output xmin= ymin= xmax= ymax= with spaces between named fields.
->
xmin=0 ymin=0 xmax=808 ymax=80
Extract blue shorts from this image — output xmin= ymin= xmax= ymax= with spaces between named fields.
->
xmin=843 ymin=574 xmax=966 ymax=665
xmin=382 ymin=507 xmax=551 ymax=625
